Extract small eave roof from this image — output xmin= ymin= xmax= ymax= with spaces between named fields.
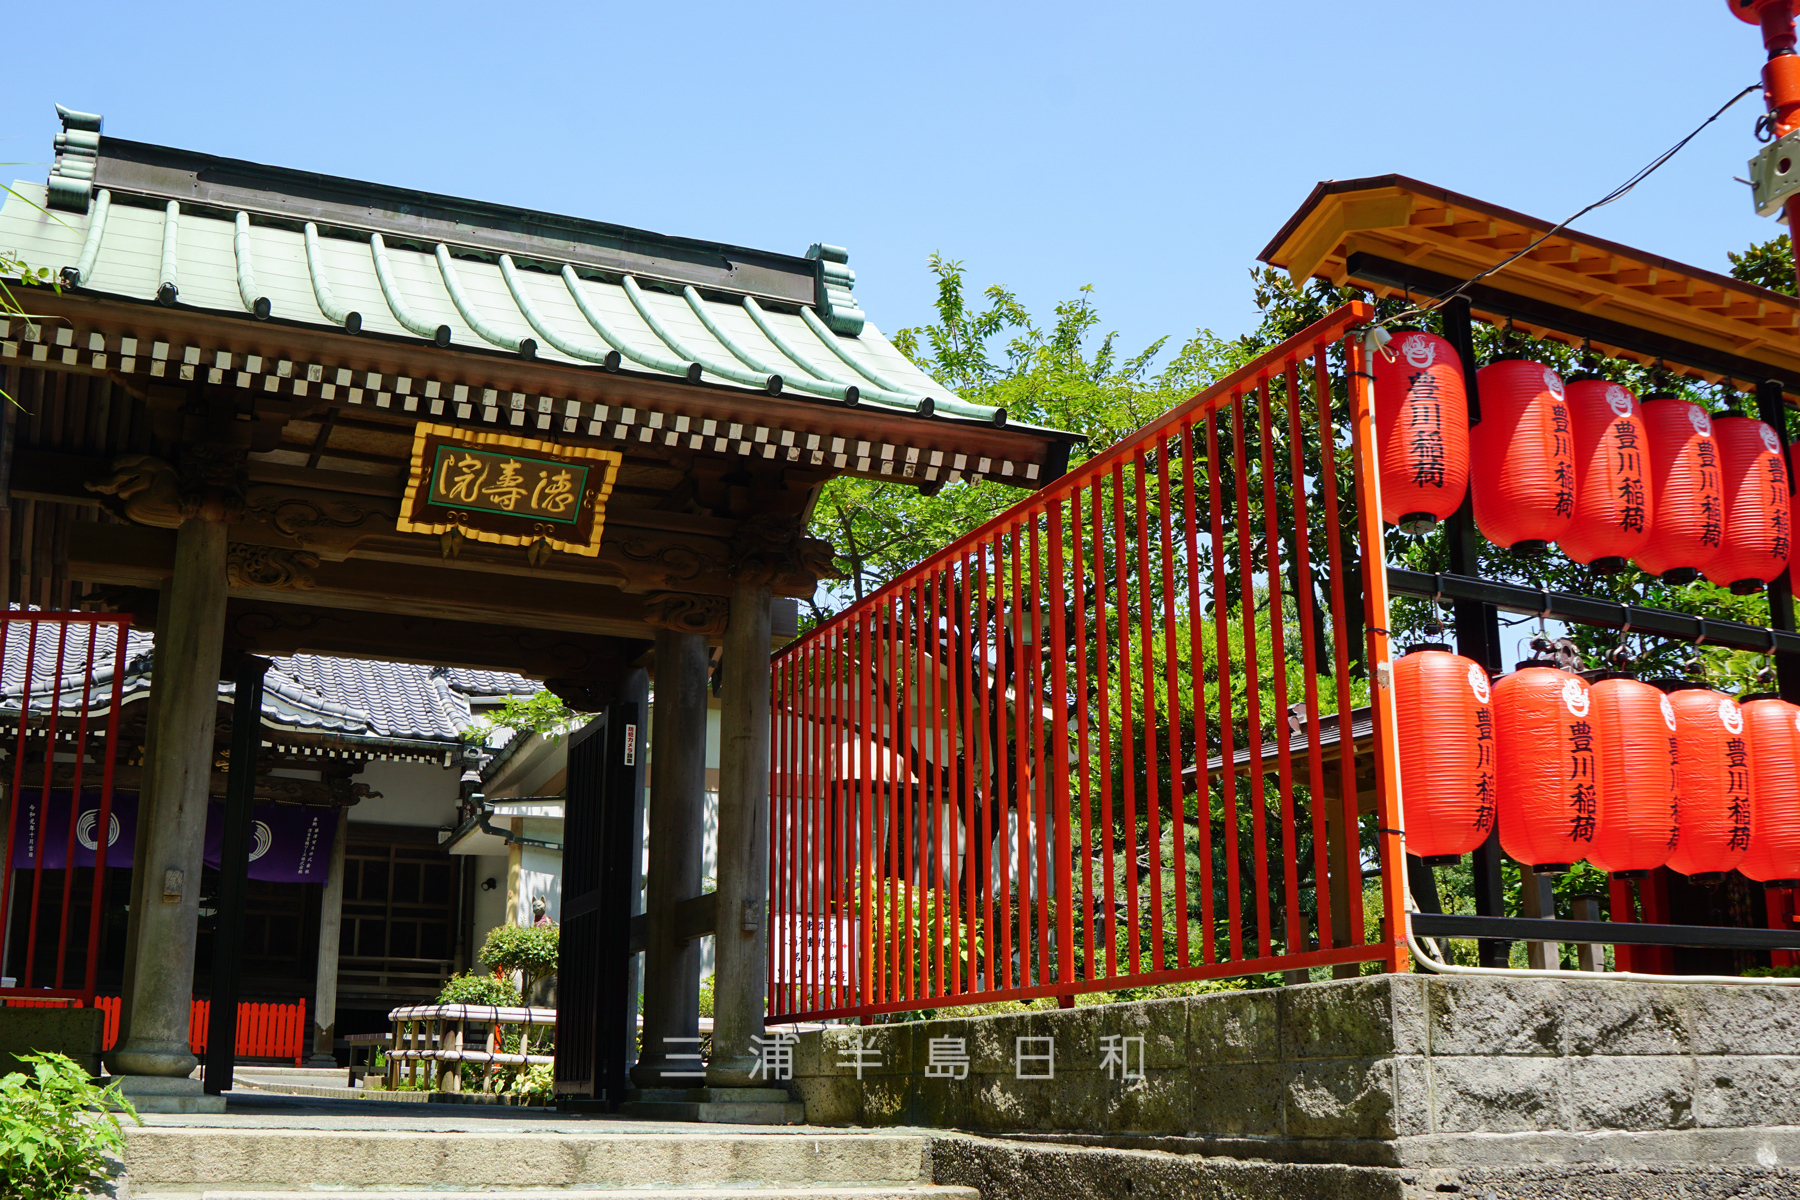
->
xmin=1259 ymin=175 xmax=1800 ymax=393
xmin=0 ymin=611 xmax=537 ymax=759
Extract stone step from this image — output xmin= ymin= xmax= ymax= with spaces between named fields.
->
xmin=124 ymin=1128 xmax=934 ymax=1191
xmin=153 ymin=1189 xmax=976 ymax=1199
xmin=615 ymin=1098 xmax=807 ymax=1124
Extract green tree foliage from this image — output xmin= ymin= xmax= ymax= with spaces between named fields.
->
xmin=1729 ymin=232 xmax=1795 ymax=296
xmin=812 ymin=254 xmax=1257 ymax=613
xmin=478 ymin=921 xmax=559 ymax=1000
xmin=436 ymin=969 xmax=523 ymax=1007
xmin=0 ymin=1052 xmax=140 ymax=1200
xmin=466 ymin=690 xmax=585 ymax=743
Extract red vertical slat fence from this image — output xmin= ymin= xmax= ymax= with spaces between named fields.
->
xmin=768 ymin=302 xmax=1407 ymax=1021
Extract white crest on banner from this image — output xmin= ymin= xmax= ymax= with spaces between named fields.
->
xmin=75 ymin=810 xmax=121 ymax=852
xmin=249 ymin=820 xmax=273 ymax=862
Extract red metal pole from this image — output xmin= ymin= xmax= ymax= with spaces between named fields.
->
xmin=1207 ymin=410 xmax=1241 ymax=962
xmin=1347 ymin=329 xmax=1410 ymax=975
xmin=1180 ymin=420 xmax=1217 ymax=965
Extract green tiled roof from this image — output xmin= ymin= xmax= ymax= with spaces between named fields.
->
xmin=11 ymin=106 xmax=1007 ymax=426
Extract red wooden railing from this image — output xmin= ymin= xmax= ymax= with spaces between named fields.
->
xmin=768 ymin=302 xmax=1407 ymax=1021
xmin=0 ymin=611 xmax=131 ymax=1004
xmin=4 ymin=995 xmax=308 ymax=1065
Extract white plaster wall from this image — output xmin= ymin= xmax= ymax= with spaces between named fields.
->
xmin=346 ymin=761 xmax=460 ymax=829
xmin=470 ymin=853 xmax=510 ymax=954
xmin=516 ymin=839 xmax=562 ymax=925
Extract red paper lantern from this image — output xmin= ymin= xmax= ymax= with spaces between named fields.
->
xmin=1703 ymin=415 xmax=1792 ymax=594
xmin=1663 ymin=686 xmax=1754 ymax=881
xmin=1737 ymin=696 xmax=1800 ymax=886
xmin=1493 ymin=666 xmax=1595 ymax=871
xmin=1583 ymin=677 xmax=1679 ymax=876
xmin=1637 ymin=399 xmax=1725 ymax=583
xmin=1375 ymin=332 xmax=1471 ymax=534
xmin=1395 ymin=647 xmax=1495 ymax=862
xmin=1558 ymin=380 xmax=1652 ymax=572
xmin=1471 ymin=360 xmax=1577 ymax=552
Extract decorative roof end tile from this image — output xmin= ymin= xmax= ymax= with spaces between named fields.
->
xmin=47 ymin=104 xmax=101 ymax=214
xmin=807 ymin=243 xmax=865 ymax=337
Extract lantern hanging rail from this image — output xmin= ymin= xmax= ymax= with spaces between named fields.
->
xmin=1347 ymin=253 xmax=1799 ymax=396
xmin=1387 ymin=568 xmax=1800 ymax=655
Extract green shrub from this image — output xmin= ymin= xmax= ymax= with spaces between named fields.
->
xmin=0 ymin=1052 xmax=141 ymax=1200
xmin=479 ymin=923 xmax=560 ymax=1000
xmin=698 ymin=973 xmax=715 ymax=1018
xmin=512 ymin=1061 xmax=554 ymax=1099
xmin=437 ymin=970 xmax=524 ymax=1007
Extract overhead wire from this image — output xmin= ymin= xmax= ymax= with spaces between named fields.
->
xmin=1372 ymin=83 xmax=1764 ymax=331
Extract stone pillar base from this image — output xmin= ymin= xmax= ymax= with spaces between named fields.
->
xmin=108 ymin=1075 xmax=225 ymax=1115
xmin=618 ymin=1086 xmax=803 ymax=1124
xmin=106 ymin=1039 xmax=198 ymax=1080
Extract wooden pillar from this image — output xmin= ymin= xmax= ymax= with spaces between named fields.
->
xmin=631 ymin=627 xmax=709 ymax=1089
xmin=117 ymin=577 xmax=173 ymax=1036
xmin=107 ymin=517 xmax=228 ymax=1078
xmin=707 ymin=580 xmax=772 ymax=1088
xmin=309 ymin=806 xmax=350 ymax=1065
xmin=1521 ymin=873 xmax=1560 ymax=970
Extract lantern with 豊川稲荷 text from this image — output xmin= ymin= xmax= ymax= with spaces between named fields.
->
xmin=1703 ymin=414 xmax=1791 ymax=594
xmin=1394 ymin=647 xmax=1495 ymax=862
xmin=1662 ymin=685 xmax=1753 ymax=883
xmin=1637 ymin=398 xmax=1725 ymax=583
xmin=1493 ymin=666 xmax=1594 ymax=872
xmin=1736 ymin=696 xmax=1800 ymax=887
xmin=1376 ymin=331 xmax=1471 ymax=535
xmin=1583 ymin=676 xmax=1679 ymax=877
xmin=1470 ymin=361 xmax=1577 ymax=552
xmin=1558 ymin=380 xmax=1652 ymax=572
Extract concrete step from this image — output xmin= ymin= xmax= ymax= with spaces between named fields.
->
xmin=124 ymin=1128 xmax=936 ymax=1191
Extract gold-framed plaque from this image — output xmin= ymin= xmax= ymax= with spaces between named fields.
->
xmin=396 ymin=423 xmax=622 ymax=557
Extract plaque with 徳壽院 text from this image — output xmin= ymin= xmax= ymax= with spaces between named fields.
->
xmin=396 ymin=424 xmax=622 ymax=557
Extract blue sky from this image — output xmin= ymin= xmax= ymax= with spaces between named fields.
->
xmin=0 ymin=2 xmax=1778 ymax=366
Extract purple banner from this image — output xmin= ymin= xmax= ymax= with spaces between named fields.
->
xmin=201 ymin=800 xmax=334 ymax=884
xmin=6 ymin=791 xmax=136 ymax=871
xmin=10 ymin=794 xmax=334 ymax=884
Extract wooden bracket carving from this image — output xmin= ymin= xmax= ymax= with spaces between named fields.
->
xmin=227 ymin=544 xmax=321 ymax=590
xmin=643 ymin=591 xmax=730 ymax=637
xmin=731 ymin=513 xmax=842 ymax=586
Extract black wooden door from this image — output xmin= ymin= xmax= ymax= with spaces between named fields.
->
xmin=554 ymin=704 xmax=643 ymax=1106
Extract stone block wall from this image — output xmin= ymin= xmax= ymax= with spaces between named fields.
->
xmin=785 ymin=975 xmax=1800 ymax=1160
xmin=0 ymin=1005 xmax=104 ymax=1076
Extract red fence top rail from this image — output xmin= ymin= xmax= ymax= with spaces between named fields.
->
xmin=787 ymin=301 xmax=1373 ymax=651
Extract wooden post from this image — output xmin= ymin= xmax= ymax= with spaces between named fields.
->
xmin=1572 ymin=894 xmax=1604 ymax=971
xmin=309 ymin=807 xmax=350 ymax=1065
xmin=203 ymin=654 xmax=272 ymax=1096
xmin=442 ymin=1018 xmax=463 ymax=1093
xmin=708 ymin=580 xmax=773 ymax=1087
xmin=107 ymin=517 xmax=229 ymax=1079
xmin=1521 ymin=873 xmax=1560 ymax=970
xmin=631 ymin=628 xmax=709 ymax=1088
